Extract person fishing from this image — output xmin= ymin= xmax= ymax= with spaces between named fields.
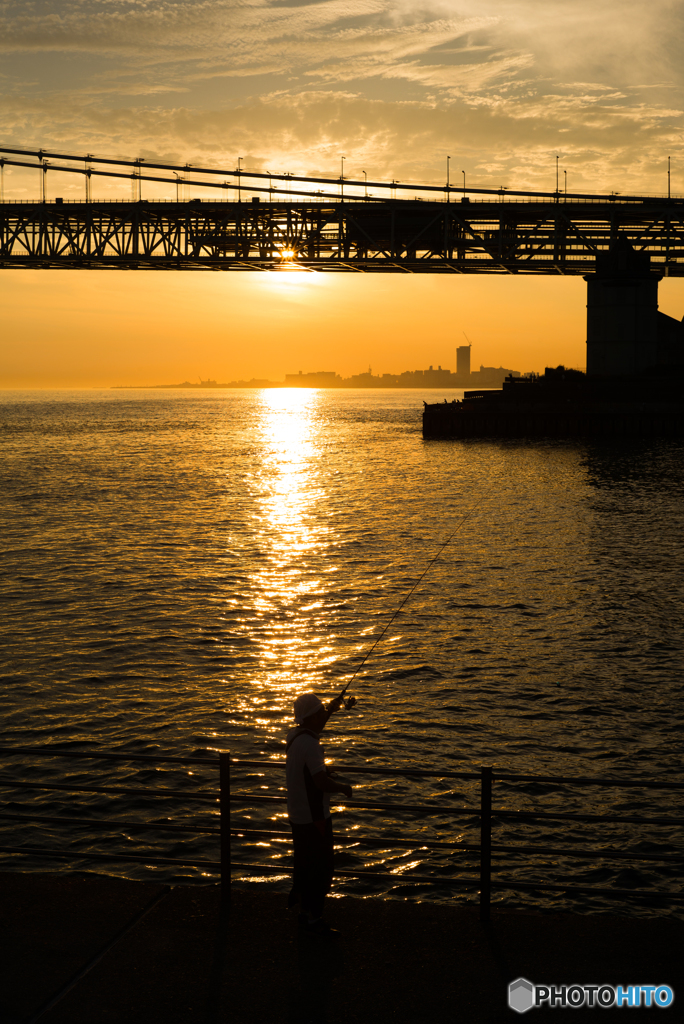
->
xmin=286 ymin=690 xmax=356 ymax=936
xmin=284 ymin=508 xmax=475 ymax=936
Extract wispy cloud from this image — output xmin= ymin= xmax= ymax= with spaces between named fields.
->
xmin=1 ymin=0 xmax=683 ymax=196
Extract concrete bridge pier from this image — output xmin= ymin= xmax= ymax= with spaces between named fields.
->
xmin=585 ymin=241 xmax=684 ymax=375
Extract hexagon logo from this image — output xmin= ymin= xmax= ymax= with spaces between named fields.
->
xmin=509 ymin=978 xmax=535 ymax=1014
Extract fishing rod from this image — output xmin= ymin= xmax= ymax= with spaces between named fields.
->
xmin=336 ymin=501 xmax=482 ymax=708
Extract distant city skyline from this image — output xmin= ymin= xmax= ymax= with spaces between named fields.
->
xmin=116 ymin=353 xmax=523 ymax=390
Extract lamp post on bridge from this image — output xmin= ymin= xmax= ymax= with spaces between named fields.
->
xmin=36 ymin=151 xmax=46 ymax=203
xmin=84 ymin=155 xmax=93 ymax=203
xmin=134 ymin=158 xmax=143 ymax=201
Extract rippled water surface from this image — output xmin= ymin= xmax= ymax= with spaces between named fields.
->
xmin=1 ymin=388 xmax=683 ymax=915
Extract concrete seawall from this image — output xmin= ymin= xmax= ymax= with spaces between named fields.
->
xmin=423 ymin=402 xmax=684 ymax=438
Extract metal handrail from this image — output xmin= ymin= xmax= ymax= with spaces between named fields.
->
xmin=491 ymin=808 xmax=684 ymax=826
xmin=230 ymin=756 xmax=481 ymax=779
xmin=229 ymin=791 xmax=684 ymax=826
xmin=230 ymin=793 xmax=480 ymax=815
xmin=229 ymin=861 xmax=480 ymax=884
xmin=10 ymin=747 xmax=682 ymax=791
xmin=0 ymin=812 xmax=219 ymax=835
xmin=230 ymin=760 xmax=684 ymax=918
xmin=232 ymin=827 xmax=481 ymax=852
xmin=490 ymin=880 xmax=684 ymax=901
xmin=230 ymin=827 xmax=683 ymax=862
xmin=231 ymin=756 xmax=684 ymax=789
xmin=0 ymin=745 xmax=217 ymax=766
xmin=0 ymin=844 xmax=220 ymax=870
xmin=0 ymin=778 xmax=219 ymax=801
xmin=0 ymin=748 xmax=231 ymax=904
xmin=1 ymin=746 xmax=682 ymax=920
xmin=495 ymin=771 xmax=684 ymax=789
xmin=226 ymin=860 xmax=684 ymax=903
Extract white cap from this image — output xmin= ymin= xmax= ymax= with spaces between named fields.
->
xmin=293 ymin=692 xmax=324 ymax=725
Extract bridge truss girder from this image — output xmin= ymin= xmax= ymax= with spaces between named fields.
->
xmin=1 ymin=200 xmax=683 ymax=275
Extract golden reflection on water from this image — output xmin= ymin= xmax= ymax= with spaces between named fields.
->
xmin=259 ymin=388 xmax=319 ymax=551
xmin=251 ymin=388 xmax=336 ymax=700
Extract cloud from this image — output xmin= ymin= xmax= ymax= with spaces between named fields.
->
xmin=376 ymin=53 xmax=536 ymax=94
xmin=0 ymin=0 xmax=683 ymax=197
xmin=2 ymin=0 xmax=682 ymax=101
xmin=2 ymin=86 xmax=680 ymax=199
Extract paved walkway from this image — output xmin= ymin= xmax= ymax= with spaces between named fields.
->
xmin=0 ymin=872 xmax=682 ymax=1023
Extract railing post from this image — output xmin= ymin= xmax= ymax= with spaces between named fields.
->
xmin=220 ymin=752 xmax=231 ymax=912
xmin=480 ymin=766 xmax=492 ymax=922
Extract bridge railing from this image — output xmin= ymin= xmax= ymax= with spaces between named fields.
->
xmin=1 ymin=746 xmax=683 ymax=921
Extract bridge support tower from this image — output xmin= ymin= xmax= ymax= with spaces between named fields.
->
xmin=584 ymin=241 xmax=663 ymax=376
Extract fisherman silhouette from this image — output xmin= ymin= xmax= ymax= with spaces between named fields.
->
xmin=286 ymin=691 xmax=355 ymax=936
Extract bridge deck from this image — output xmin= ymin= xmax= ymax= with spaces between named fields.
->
xmin=1 ymin=199 xmax=683 ymax=273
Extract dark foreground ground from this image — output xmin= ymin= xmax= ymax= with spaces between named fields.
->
xmin=0 ymin=872 xmax=682 ymax=1024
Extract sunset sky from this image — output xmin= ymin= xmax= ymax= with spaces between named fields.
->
xmin=2 ymin=0 xmax=684 ymax=386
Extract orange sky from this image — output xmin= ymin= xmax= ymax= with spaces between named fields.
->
xmin=3 ymin=268 xmax=684 ymax=388
xmin=2 ymin=0 xmax=684 ymax=387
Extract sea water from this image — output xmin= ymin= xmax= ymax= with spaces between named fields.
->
xmin=1 ymin=388 xmax=683 ymax=914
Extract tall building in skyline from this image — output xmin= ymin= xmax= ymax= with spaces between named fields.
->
xmin=456 ymin=344 xmax=471 ymax=379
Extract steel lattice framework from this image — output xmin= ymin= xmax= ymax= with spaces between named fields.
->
xmin=1 ymin=199 xmax=684 ymax=274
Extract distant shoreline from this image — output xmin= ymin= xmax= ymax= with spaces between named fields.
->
xmin=112 ymin=368 xmax=520 ymax=391
xmin=110 ymin=382 xmax=487 ymax=390
xmin=111 ymin=359 xmax=521 ymax=391
xmin=111 ymin=383 xmax=282 ymax=390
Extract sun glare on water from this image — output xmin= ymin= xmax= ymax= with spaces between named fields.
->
xmin=248 ymin=387 xmax=338 ymax=694
xmin=259 ymin=388 xmax=321 ymax=545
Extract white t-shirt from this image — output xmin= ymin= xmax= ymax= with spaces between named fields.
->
xmin=286 ymin=728 xmax=330 ymax=824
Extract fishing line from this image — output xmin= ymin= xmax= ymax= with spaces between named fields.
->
xmin=339 ymin=498 xmax=483 ymax=703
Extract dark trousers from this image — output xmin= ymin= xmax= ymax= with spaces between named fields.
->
xmin=289 ymin=818 xmax=334 ymax=919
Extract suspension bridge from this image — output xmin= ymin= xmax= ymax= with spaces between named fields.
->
xmin=1 ymin=146 xmax=683 ymax=274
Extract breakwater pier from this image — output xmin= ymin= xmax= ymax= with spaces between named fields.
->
xmin=2 ymin=873 xmax=683 ymax=1023
xmin=1 ymin=747 xmax=683 ymax=1020
xmin=423 ymin=367 xmax=684 ymax=438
